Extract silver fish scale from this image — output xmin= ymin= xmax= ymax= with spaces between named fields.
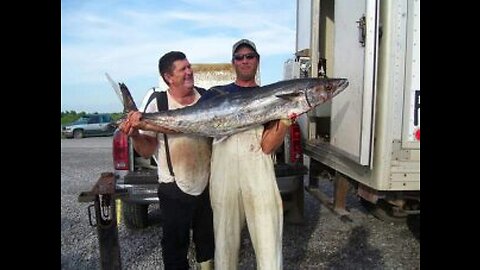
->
xmin=135 ymin=78 xmax=349 ymax=138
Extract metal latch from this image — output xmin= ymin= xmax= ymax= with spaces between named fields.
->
xmin=356 ymin=15 xmax=366 ymax=47
xmin=356 ymin=15 xmax=383 ymax=47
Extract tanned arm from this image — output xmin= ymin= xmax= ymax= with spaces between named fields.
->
xmin=118 ymin=111 xmax=178 ymax=158
xmin=260 ymin=119 xmax=291 ymax=155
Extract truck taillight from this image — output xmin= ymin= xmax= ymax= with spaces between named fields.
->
xmin=289 ymin=123 xmax=303 ymax=163
xmin=113 ymin=129 xmax=129 ymax=170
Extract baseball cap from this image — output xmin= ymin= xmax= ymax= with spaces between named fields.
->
xmin=232 ymin=39 xmax=258 ymax=56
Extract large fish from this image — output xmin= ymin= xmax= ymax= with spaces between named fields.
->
xmin=106 ymin=73 xmax=349 ymax=138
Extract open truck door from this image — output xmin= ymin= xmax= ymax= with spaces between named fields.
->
xmin=327 ymin=0 xmax=379 ymax=166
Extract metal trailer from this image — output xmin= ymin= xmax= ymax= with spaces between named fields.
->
xmin=284 ymin=0 xmax=420 ymax=221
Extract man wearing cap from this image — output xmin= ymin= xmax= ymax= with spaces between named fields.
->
xmin=199 ymin=39 xmax=289 ymax=270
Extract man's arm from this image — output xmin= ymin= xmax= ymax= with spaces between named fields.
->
xmin=129 ymin=130 xmax=158 ymax=158
xmin=260 ymin=119 xmax=291 ymax=155
xmin=119 ymin=111 xmax=177 ymax=158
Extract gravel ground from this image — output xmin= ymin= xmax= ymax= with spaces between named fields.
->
xmin=61 ymin=137 xmax=420 ymax=269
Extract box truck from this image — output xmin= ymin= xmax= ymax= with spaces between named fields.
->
xmin=284 ymin=0 xmax=420 ymax=221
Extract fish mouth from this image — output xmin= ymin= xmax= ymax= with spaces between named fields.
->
xmin=337 ymin=78 xmax=349 ymax=90
xmin=328 ymin=78 xmax=349 ymax=98
xmin=334 ymin=79 xmax=349 ymax=95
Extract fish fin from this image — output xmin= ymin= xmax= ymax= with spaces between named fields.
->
xmin=209 ymin=86 xmax=228 ymax=96
xmin=105 ymin=72 xmax=125 ymax=105
xmin=275 ymin=92 xmax=302 ymax=100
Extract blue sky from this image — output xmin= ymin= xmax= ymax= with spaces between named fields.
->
xmin=61 ymin=0 xmax=297 ymax=113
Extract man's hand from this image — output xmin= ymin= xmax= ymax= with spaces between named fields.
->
xmin=280 ymin=119 xmax=292 ymax=127
xmin=279 ymin=113 xmax=299 ymax=127
xmin=119 ymin=111 xmax=142 ymax=136
xmin=119 ymin=111 xmax=178 ymax=136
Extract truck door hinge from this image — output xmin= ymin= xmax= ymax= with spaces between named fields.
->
xmin=357 ymin=15 xmax=366 ymax=47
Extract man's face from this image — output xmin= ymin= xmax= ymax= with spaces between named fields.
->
xmin=232 ymin=46 xmax=258 ymax=81
xmin=167 ymin=59 xmax=194 ymax=89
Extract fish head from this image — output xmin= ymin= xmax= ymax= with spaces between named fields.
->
xmin=305 ymin=78 xmax=349 ymax=107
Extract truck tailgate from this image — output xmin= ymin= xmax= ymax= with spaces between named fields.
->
xmin=124 ymin=170 xmax=158 ymax=184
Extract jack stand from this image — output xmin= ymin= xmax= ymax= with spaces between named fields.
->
xmin=78 ymin=172 xmax=127 ymax=270
xmin=306 ymin=171 xmax=353 ymax=223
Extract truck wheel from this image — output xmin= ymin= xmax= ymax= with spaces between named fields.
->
xmin=360 ymin=198 xmax=407 ymax=223
xmin=123 ymin=202 xmax=148 ymax=229
xmin=73 ymin=129 xmax=84 ymax=139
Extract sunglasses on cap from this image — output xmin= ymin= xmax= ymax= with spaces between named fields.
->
xmin=233 ymin=53 xmax=258 ymax=61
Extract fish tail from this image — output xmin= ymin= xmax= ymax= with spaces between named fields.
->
xmin=118 ymin=82 xmax=138 ymax=113
xmin=105 ymin=72 xmax=138 ymax=113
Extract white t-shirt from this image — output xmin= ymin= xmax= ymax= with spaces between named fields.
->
xmin=140 ymin=88 xmax=212 ymax=196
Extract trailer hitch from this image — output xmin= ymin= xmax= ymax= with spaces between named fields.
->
xmin=78 ymin=172 xmax=128 ymax=270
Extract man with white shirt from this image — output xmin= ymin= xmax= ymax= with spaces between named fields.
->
xmin=119 ymin=51 xmax=214 ymax=270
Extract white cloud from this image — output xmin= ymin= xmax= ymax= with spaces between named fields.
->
xmin=61 ymin=0 xmax=296 ymax=112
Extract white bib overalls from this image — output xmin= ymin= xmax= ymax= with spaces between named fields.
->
xmin=209 ymin=125 xmax=283 ymax=270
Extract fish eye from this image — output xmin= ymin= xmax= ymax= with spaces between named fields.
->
xmin=326 ymin=84 xmax=332 ymax=91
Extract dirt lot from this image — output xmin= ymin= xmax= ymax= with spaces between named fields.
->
xmin=61 ymin=137 xmax=420 ymax=269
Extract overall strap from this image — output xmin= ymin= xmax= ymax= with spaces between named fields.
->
xmin=145 ymin=90 xmax=175 ymax=177
xmin=156 ymin=91 xmax=175 ymax=177
xmin=163 ymin=133 xmax=175 ymax=177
